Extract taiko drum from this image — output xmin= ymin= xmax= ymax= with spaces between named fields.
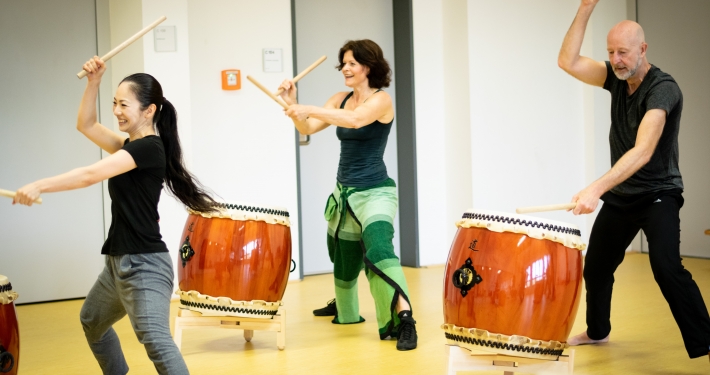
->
xmin=442 ymin=209 xmax=585 ymax=360
xmin=177 ymin=202 xmax=292 ymax=319
xmin=0 ymin=275 xmax=19 ymax=375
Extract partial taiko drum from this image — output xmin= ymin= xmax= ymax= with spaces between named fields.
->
xmin=176 ymin=202 xmax=292 ymax=319
xmin=442 ymin=209 xmax=586 ymax=360
xmin=0 ymin=275 xmax=19 ymax=375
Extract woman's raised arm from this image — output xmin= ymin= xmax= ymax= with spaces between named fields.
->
xmin=76 ymin=57 xmax=125 ymax=154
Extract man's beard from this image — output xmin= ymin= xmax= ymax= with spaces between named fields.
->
xmin=613 ymin=54 xmax=642 ymax=80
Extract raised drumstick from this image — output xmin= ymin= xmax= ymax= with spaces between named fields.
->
xmin=516 ymin=203 xmax=576 ymax=214
xmin=77 ymin=16 xmax=167 ymax=79
xmin=273 ymin=55 xmax=327 ymax=96
xmin=247 ymin=75 xmax=290 ymax=110
xmin=0 ymin=188 xmax=43 ymax=204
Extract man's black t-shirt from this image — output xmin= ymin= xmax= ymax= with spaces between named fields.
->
xmin=603 ymin=61 xmax=684 ymax=195
xmin=101 ymin=135 xmax=168 ymax=255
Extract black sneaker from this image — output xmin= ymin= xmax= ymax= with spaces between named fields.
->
xmin=396 ymin=310 xmax=417 ymax=351
xmin=313 ymin=298 xmax=337 ymax=316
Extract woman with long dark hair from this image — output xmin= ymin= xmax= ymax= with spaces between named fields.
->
xmin=13 ymin=56 xmax=214 ymax=374
xmin=278 ymin=39 xmax=417 ymax=351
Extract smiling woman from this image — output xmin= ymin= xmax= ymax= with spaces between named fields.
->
xmin=277 ymin=39 xmax=417 ymax=351
xmin=12 ymin=56 xmax=218 ymax=373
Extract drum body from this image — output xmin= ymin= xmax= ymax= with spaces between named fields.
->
xmin=177 ymin=203 xmax=292 ymax=318
xmin=442 ymin=210 xmax=585 ymax=360
xmin=0 ymin=275 xmax=19 ymax=375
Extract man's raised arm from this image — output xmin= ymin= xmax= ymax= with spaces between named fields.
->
xmin=558 ymin=0 xmax=607 ymax=87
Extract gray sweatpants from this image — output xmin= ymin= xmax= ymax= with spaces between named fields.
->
xmin=80 ymin=252 xmax=188 ymax=374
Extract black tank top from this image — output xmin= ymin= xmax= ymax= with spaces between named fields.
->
xmin=335 ymin=91 xmax=392 ymax=187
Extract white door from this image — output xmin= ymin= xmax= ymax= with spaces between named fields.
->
xmin=638 ymin=0 xmax=710 ymax=258
xmin=294 ymin=0 xmax=400 ymax=275
xmin=0 ymin=0 xmax=106 ymax=302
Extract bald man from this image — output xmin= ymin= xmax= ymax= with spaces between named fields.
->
xmin=558 ymin=0 xmax=710 ymax=360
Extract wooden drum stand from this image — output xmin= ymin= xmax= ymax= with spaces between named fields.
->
xmin=447 ymin=346 xmax=575 ymax=375
xmin=173 ymin=307 xmax=286 ymax=351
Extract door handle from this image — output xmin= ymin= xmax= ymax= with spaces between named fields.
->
xmin=299 ymin=134 xmax=310 ymax=146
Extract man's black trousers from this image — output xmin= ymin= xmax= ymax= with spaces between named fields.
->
xmin=585 ymin=191 xmax=710 ymax=358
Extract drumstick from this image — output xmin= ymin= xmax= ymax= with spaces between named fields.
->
xmin=77 ymin=16 xmax=167 ymax=79
xmin=0 ymin=188 xmax=43 ymax=204
xmin=515 ymin=202 xmax=576 ymax=214
xmin=247 ymin=75 xmax=290 ymax=110
xmin=273 ymin=55 xmax=327 ymax=96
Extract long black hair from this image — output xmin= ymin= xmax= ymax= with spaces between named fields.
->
xmin=120 ymin=73 xmax=217 ymax=213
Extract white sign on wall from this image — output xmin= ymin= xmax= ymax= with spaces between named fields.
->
xmin=263 ymin=48 xmax=283 ymax=72
xmin=154 ymin=26 xmax=177 ymax=52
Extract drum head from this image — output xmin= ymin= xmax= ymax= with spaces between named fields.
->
xmin=191 ymin=202 xmax=290 ymax=226
xmin=0 ymin=275 xmax=18 ymax=305
xmin=457 ymin=209 xmax=585 ymax=250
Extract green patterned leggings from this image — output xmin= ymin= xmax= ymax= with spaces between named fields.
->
xmin=325 ymin=178 xmax=412 ymax=339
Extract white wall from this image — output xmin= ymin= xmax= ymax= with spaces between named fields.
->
xmin=443 ymin=0 xmax=473 ymax=256
xmin=109 ymin=0 xmax=145 ymax=94
xmin=0 ymin=0 xmax=105 ymax=303
xmin=412 ymin=0 xmax=449 ymax=266
xmin=411 ymin=0 xmax=476 ymax=267
xmin=467 ymin=0 xmax=587 ymax=233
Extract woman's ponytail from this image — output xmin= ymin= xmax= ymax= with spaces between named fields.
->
xmin=120 ymin=74 xmax=216 ymax=213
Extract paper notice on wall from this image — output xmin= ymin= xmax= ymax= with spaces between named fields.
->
xmin=263 ymin=48 xmax=283 ymax=72
xmin=154 ymin=26 xmax=176 ymax=52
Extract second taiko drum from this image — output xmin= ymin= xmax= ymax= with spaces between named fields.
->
xmin=176 ymin=202 xmax=292 ymax=319
xmin=442 ymin=209 xmax=585 ymax=360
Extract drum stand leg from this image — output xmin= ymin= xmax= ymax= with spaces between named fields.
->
xmin=172 ymin=306 xmax=286 ymax=351
xmin=446 ymin=345 xmax=575 ymax=375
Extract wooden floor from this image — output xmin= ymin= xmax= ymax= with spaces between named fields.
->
xmin=14 ymin=253 xmax=710 ymax=374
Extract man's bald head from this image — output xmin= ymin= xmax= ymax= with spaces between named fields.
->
xmin=608 ymin=20 xmax=646 ymax=47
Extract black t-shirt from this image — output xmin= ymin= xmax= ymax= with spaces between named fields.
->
xmin=101 ymin=135 xmax=168 ymax=255
xmin=603 ymin=61 xmax=684 ymax=195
